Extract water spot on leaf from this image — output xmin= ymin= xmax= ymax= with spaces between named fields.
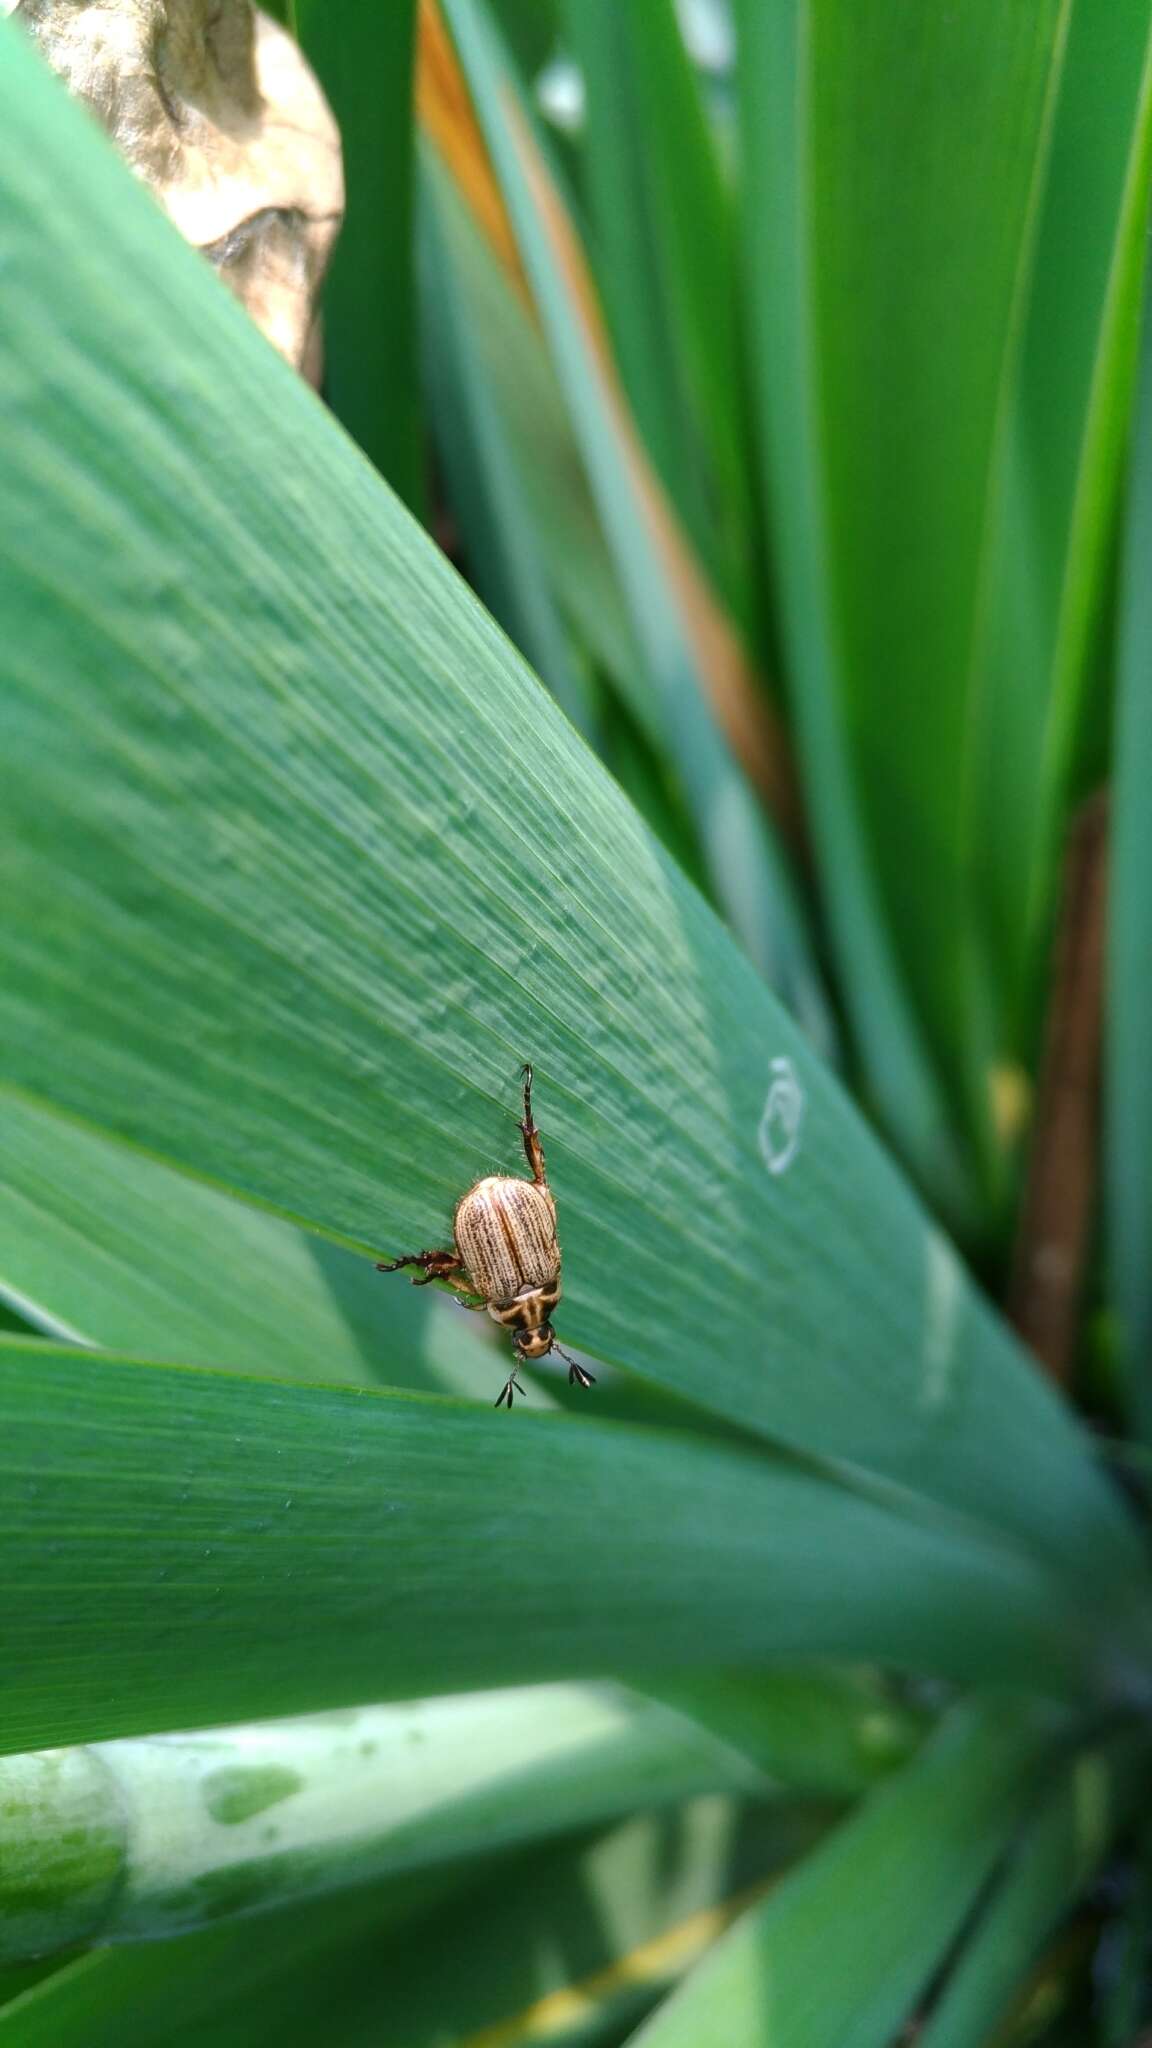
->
xmin=202 ymin=1764 xmax=302 ymax=1825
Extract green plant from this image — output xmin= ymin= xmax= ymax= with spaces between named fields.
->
xmin=2 ymin=2 xmax=1152 ymax=2041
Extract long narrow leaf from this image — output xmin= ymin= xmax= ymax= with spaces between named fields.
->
xmin=0 ymin=1799 xmax=823 ymax=2048
xmin=0 ymin=1342 xmax=1116 ymax=1752
xmin=965 ymin=4 xmax=1152 ymax=1057
xmin=0 ymin=1090 xmax=516 ymax=1399
xmin=418 ymin=175 xmax=594 ymax=734
xmin=0 ymin=1873 xmax=449 ymax=2048
xmin=919 ymin=1738 xmax=1149 ymax=2048
xmin=636 ymin=1669 xmax=925 ymax=1800
xmin=0 ymin=1093 xmax=398 ymax=1383
xmin=424 ymin=160 xmax=641 ymax=704
xmin=421 ymin=164 xmax=716 ymax=889
xmin=0 ymin=1684 xmax=784 ymax=1960
xmin=291 ymin=0 xmax=424 ymax=510
xmin=624 ymin=1699 xmax=1056 ymax=2048
xmin=561 ymin=0 xmax=752 ymax=631
xmin=734 ymin=0 xmax=986 ymax=1218
xmin=434 ymin=0 xmax=831 ymax=1048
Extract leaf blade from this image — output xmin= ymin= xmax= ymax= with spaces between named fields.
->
xmin=0 ymin=1092 xmax=380 ymax=1382
xmin=919 ymin=1738 xmax=1148 ymax=2048
xmin=292 ymin=0 xmax=424 ymax=508
xmin=734 ymin=0 xmax=981 ymax=1217
xmin=0 ymin=1798 xmax=821 ymax=2048
xmin=435 ymin=0 xmax=830 ymax=1045
xmin=0 ymin=1342 xmax=1113 ymax=1751
xmin=0 ymin=20 xmax=1146 ymax=1631
xmin=624 ymin=1699 xmax=1057 ymax=2048
xmin=561 ymin=0 xmax=752 ymax=631
xmin=0 ymin=1683 xmax=788 ymax=1960
xmin=966 ymin=3 xmax=1152 ymax=1054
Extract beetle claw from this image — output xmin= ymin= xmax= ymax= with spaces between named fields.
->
xmin=553 ymin=1341 xmax=595 ymax=1391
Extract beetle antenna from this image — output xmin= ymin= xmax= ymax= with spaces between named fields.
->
xmin=553 ymin=1342 xmax=597 ymax=1391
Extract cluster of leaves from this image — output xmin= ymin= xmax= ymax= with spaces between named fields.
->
xmin=2 ymin=1 xmax=1152 ymax=2042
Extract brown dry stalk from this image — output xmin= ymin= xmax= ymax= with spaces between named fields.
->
xmin=1009 ymin=790 xmax=1109 ymax=1382
xmin=417 ymin=0 xmax=531 ymax=303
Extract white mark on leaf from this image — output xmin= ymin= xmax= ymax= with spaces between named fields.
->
xmin=921 ymin=1229 xmax=962 ymax=1409
xmin=759 ymin=1057 xmax=805 ymax=1176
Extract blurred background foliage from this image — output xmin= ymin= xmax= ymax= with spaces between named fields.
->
xmin=3 ymin=0 xmax=1152 ymax=2041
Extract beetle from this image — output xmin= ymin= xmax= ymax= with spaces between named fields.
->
xmin=378 ymin=1065 xmax=595 ymax=1410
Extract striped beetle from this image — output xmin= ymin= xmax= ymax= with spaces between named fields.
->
xmin=378 ymin=1065 xmax=595 ymax=1410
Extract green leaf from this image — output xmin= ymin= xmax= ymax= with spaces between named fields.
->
xmin=734 ymin=0 xmax=985 ymax=1219
xmin=0 ymin=1683 xmax=787 ymax=1960
xmin=0 ymin=1798 xmax=825 ymax=2048
xmin=0 ymin=1342 xmax=1115 ymax=1753
xmin=419 ymin=172 xmax=595 ymax=735
xmin=0 ymin=1871 xmax=451 ymax=2048
xmin=420 ymin=166 xmax=715 ymax=891
xmin=291 ymin=0 xmax=424 ymax=511
xmin=624 ymin=1698 xmax=1057 ymax=2048
xmin=635 ymin=1668 xmax=926 ymax=1800
xmin=919 ymin=1737 xmax=1149 ymax=2048
xmin=0 ymin=18 xmax=1147 ymax=1638
xmin=561 ymin=0 xmax=753 ymax=631
xmin=0 ymin=1964 xmax=64 ymax=2013
xmin=487 ymin=0 xmax=560 ymax=82
xmin=0 ymin=1091 xmax=380 ymax=1380
xmin=437 ymin=0 xmax=833 ymax=1051
xmin=423 ymin=160 xmax=642 ymax=703
xmin=0 ymin=1090 xmax=514 ymax=1397
xmin=965 ymin=3 xmax=1152 ymax=1058
xmin=1108 ymin=267 xmax=1152 ymax=1447
xmin=740 ymin=0 xmax=1152 ymax=1201
xmin=0 ymin=1300 xmax=39 ymax=1339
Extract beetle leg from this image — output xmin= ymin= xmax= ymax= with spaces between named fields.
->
xmin=519 ymin=1062 xmax=548 ymax=1186
xmin=376 ymin=1247 xmax=463 ymax=1289
xmin=554 ymin=1340 xmax=596 ymax=1391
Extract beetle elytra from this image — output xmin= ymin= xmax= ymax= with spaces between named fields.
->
xmin=378 ymin=1065 xmax=594 ymax=1410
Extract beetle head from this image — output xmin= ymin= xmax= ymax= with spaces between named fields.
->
xmin=516 ymin=1323 xmax=555 ymax=1361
